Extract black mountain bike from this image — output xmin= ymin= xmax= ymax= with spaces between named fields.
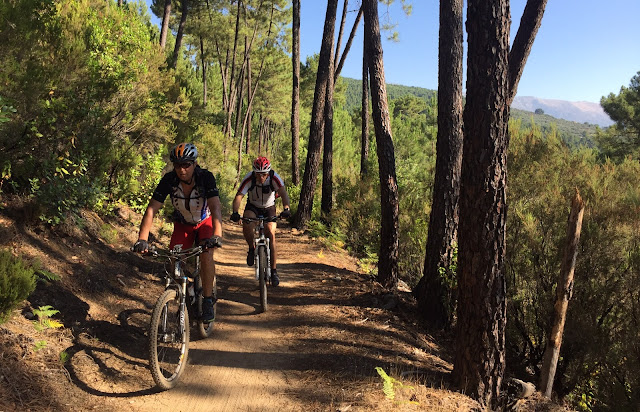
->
xmin=143 ymin=244 xmax=218 ymax=390
xmin=242 ymin=216 xmax=279 ymax=313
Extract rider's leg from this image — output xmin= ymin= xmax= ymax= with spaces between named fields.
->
xmin=200 ymin=248 xmax=215 ymax=296
xmin=195 ymin=218 xmax=216 ymax=297
xmin=265 ymin=222 xmax=277 ymax=269
xmin=242 ymin=209 xmax=257 ymax=266
xmin=242 ymin=209 xmax=257 ymax=247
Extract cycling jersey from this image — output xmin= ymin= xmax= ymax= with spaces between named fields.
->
xmin=237 ymin=170 xmax=284 ymax=209
xmin=152 ymin=166 xmax=219 ymax=225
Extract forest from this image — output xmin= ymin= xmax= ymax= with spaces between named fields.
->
xmin=1 ymin=0 xmax=639 ymax=411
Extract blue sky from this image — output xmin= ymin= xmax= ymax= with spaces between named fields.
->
xmin=145 ymin=0 xmax=639 ymax=104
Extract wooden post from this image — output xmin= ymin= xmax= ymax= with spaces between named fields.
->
xmin=539 ymin=188 xmax=585 ymax=398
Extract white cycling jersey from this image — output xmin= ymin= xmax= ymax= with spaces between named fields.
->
xmin=237 ymin=171 xmax=284 ymax=209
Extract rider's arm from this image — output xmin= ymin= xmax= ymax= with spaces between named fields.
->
xmin=277 ymin=185 xmax=290 ymax=210
xmin=207 ymin=196 xmax=223 ymax=237
xmin=232 ymin=193 xmax=245 ymax=214
xmin=137 ymin=199 xmax=163 ymax=241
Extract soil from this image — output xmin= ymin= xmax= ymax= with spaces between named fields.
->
xmin=0 ymin=199 xmax=565 ymax=412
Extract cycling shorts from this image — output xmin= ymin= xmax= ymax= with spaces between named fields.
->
xmin=169 ymin=215 xmax=214 ymax=249
xmin=244 ymin=203 xmax=277 ymax=218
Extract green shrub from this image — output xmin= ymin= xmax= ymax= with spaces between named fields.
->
xmin=0 ymin=250 xmax=36 ymax=323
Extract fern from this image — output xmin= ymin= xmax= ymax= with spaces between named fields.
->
xmin=375 ymin=367 xmax=398 ymax=400
xmin=32 ymin=305 xmax=62 ymax=331
xmin=36 ymin=269 xmax=61 ymax=283
xmin=375 ymin=367 xmax=418 ymax=404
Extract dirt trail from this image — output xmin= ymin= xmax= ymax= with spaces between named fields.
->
xmin=132 ymin=222 xmax=313 ymax=411
xmin=1 ymin=208 xmax=481 ymax=412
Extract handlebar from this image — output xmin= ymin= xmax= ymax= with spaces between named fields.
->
xmin=241 ymin=216 xmax=280 ymax=224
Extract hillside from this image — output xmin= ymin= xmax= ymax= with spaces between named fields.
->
xmin=511 ymin=96 xmax=613 ymax=127
xmin=342 ymin=78 xmax=602 ymax=147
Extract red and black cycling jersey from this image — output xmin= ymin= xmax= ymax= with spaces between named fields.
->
xmin=151 ymin=166 xmax=219 ymax=225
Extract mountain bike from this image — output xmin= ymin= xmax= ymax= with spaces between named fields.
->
xmin=242 ymin=215 xmax=279 ymax=313
xmin=143 ymin=244 xmax=218 ymax=390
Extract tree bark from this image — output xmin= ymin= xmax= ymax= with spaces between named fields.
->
xmin=364 ymin=0 xmax=399 ymax=290
xmin=291 ymin=0 xmax=301 ymax=185
xmin=334 ymin=0 xmax=349 ymax=75
xmin=170 ymin=0 xmax=189 ymax=70
xmin=414 ymin=0 xmax=463 ymax=330
xmin=452 ymin=0 xmax=510 ymax=408
xmin=360 ymin=32 xmax=369 ymax=177
xmin=321 ymin=47 xmax=335 ymax=219
xmin=335 ymin=6 xmax=363 ymax=81
xmin=508 ymin=0 xmax=548 ymax=105
xmin=160 ymin=0 xmax=172 ymax=50
xmin=293 ymin=0 xmax=339 ymax=229
xmin=200 ymin=35 xmax=207 ymax=107
xmin=540 ymin=189 xmax=584 ymax=398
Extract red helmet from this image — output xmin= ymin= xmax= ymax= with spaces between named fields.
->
xmin=253 ymin=156 xmax=271 ymax=173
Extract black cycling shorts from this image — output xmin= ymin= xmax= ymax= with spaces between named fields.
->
xmin=245 ymin=203 xmax=277 ymax=218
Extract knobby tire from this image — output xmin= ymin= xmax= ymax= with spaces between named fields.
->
xmin=149 ymin=289 xmax=189 ymax=390
xmin=258 ymin=246 xmax=268 ymax=312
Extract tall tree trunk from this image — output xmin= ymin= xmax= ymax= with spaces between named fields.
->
xmin=452 ymin=0 xmax=510 ymax=408
xmin=291 ymin=0 xmax=301 ymax=185
xmin=170 ymin=0 xmax=189 ymax=70
xmin=540 ymin=189 xmax=584 ymax=398
xmin=508 ymin=0 xmax=548 ymax=105
xmin=364 ymin=0 xmax=399 ymax=290
xmin=160 ymin=0 xmax=172 ymax=50
xmin=360 ymin=32 xmax=369 ymax=177
xmin=334 ymin=0 xmax=349 ymax=73
xmin=244 ymin=47 xmax=252 ymax=154
xmin=200 ymin=36 xmax=207 ymax=107
xmin=414 ymin=0 xmax=463 ymax=330
xmin=292 ymin=0 xmax=339 ymax=229
xmin=335 ymin=5 xmax=363 ymax=81
xmin=224 ymin=0 xmax=243 ymax=140
xmin=321 ymin=56 xmax=335 ymax=219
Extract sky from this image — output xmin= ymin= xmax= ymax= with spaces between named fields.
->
xmin=145 ymin=0 xmax=640 ymax=104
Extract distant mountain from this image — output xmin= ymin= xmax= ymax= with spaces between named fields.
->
xmin=511 ymin=96 xmax=613 ymax=127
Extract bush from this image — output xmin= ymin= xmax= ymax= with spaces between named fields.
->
xmin=0 ymin=249 xmax=36 ymax=324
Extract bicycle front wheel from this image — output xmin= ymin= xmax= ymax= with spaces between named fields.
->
xmin=149 ymin=289 xmax=189 ymax=390
xmin=196 ymin=274 xmax=215 ymax=339
xmin=258 ymin=246 xmax=268 ymax=312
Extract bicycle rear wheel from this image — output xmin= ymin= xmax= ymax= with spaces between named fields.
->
xmin=149 ymin=289 xmax=189 ymax=390
xmin=258 ymin=246 xmax=268 ymax=312
xmin=196 ymin=274 xmax=215 ymax=338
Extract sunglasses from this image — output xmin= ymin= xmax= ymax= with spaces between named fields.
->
xmin=174 ymin=162 xmax=193 ymax=169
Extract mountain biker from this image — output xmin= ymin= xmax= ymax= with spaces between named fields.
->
xmin=230 ymin=156 xmax=290 ymax=287
xmin=132 ymin=143 xmax=223 ymax=322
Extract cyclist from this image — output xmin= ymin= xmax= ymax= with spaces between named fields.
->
xmin=132 ymin=143 xmax=222 ymax=323
xmin=230 ymin=156 xmax=290 ymax=286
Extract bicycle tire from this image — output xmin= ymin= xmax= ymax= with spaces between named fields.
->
xmin=148 ymin=289 xmax=189 ymax=390
xmin=258 ymin=245 xmax=268 ymax=312
xmin=196 ymin=274 xmax=215 ymax=339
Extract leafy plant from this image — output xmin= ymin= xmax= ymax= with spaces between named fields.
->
xmin=0 ymin=249 xmax=37 ymax=324
xmin=35 ymin=269 xmax=61 ymax=283
xmin=375 ymin=367 xmax=415 ymax=401
xmin=34 ymin=340 xmax=48 ymax=351
xmin=32 ymin=305 xmax=63 ymax=332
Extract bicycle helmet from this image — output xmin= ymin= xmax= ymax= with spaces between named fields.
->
xmin=169 ymin=143 xmax=198 ymax=163
xmin=253 ymin=156 xmax=271 ymax=173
